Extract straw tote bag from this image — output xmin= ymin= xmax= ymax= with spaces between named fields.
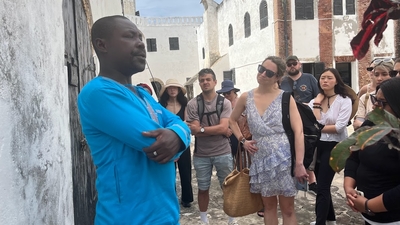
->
xmin=222 ymin=144 xmax=263 ymax=217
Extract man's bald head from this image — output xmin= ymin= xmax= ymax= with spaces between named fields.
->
xmin=91 ymin=15 xmax=130 ymax=54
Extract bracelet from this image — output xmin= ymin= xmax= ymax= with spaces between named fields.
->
xmin=313 ymin=105 xmax=322 ymax=109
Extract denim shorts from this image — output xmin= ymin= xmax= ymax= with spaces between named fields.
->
xmin=193 ymin=153 xmax=233 ymax=190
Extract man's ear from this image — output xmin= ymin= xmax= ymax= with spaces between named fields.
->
xmin=94 ymin=38 xmax=107 ymax=53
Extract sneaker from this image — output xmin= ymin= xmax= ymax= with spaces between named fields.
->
xmin=228 ymin=219 xmax=239 ymax=225
xmin=181 ymin=201 xmax=191 ymax=208
xmin=308 ymin=182 xmax=318 ymax=195
xmin=310 ymin=222 xmax=316 ymax=225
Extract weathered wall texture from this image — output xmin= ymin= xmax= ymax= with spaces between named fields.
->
xmin=0 ymin=0 xmax=73 ymax=224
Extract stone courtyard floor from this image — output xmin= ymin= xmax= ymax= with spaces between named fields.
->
xmin=177 ymin=164 xmax=364 ymax=225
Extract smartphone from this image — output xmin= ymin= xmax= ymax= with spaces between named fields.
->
xmin=296 ymin=180 xmax=308 ymax=192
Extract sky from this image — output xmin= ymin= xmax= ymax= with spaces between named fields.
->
xmin=136 ymin=0 xmax=223 ymax=17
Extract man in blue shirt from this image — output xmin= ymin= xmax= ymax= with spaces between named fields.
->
xmin=78 ymin=15 xmax=191 ymax=225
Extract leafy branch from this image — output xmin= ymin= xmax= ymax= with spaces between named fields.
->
xmin=330 ymin=108 xmax=400 ymax=172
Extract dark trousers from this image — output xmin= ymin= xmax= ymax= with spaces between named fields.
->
xmin=314 ymin=141 xmax=337 ymax=225
xmin=176 ymin=147 xmax=193 ymax=203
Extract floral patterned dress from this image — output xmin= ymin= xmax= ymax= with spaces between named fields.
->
xmin=246 ymin=90 xmax=297 ymax=197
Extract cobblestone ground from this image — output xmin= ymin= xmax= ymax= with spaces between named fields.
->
xmin=177 ymin=150 xmax=364 ymax=225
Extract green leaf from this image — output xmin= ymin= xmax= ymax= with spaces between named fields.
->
xmin=329 ymin=126 xmax=369 ymax=173
xmin=367 ymin=108 xmax=389 ymax=125
xmin=384 ymin=110 xmax=400 ymax=128
xmin=356 ymin=125 xmax=393 ymax=150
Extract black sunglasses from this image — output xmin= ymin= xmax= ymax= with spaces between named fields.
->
xmin=370 ymin=94 xmax=388 ymax=108
xmin=366 ymin=67 xmax=374 ymax=72
xmin=257 ymin=65 xmax=276 ymax=78
xmin=389 ymin=70 xmax=400 ymax=77
xmin=286 ymin=61 xmax=298 ymax=67
xmin=223 ymin=91 xmax=232 ymax=95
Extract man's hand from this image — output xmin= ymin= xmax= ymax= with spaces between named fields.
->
xmin=225 ymin=128 xmax=233 ymax=137
xmin=142 ymin=129 xmax=181 ymax=164
xmin=187 ymin=122 xmax=200 ymax=135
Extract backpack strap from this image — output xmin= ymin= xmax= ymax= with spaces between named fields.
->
xmin=196 ymin=94 xmax=205 ymax=123
xmin=216 ymin=95 xmax=224 ymax=119
xmin=281 ymin=91 xmax=295 ymax=176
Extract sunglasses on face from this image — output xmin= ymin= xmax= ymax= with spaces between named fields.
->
xmin=370 ymin=94 xmax=388 ymax=108
xmin=223 ymin=91 xmax=232 ymax=95
xmin=286 ymin=61 xmax=298 ymax=67
xmin=257 ymin=65 xmax=276 ymax=78
xmin=389 ymin=70 xmax=400 ymax=77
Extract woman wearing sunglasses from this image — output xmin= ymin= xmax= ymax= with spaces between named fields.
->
xmin=229 ymin=56 xmax=307 ymax=225
xmin=344 ymin=77 xmax=400 ymax=225
xmin=353 ymin=60 xmax=393 ymax=130
xmin=308 ymin=68 xmax=354 ymax=225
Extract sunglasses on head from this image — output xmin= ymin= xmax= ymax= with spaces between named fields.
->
xmin=373 ymin=58 xmax=393 ymax=64
xmin=366 ymin=67 xmax=374 ymax=72
xmin=286 ymin=61 xmax=298 ymax=67
xmin=370 ymin=94 xmax=388 ymax=108
xmin=389 ymin=70 xmax=400 ymax=77
xmin=257 ymin=65 xmax=276 ymax=78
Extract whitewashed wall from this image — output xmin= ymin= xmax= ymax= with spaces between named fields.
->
xmin=91 ymin=0 xmax=124 ymax=21
xmin=209 ymin=0 xmax=276 ymax=94
xmin=126 ymin=15 xmax=202 ymax=94
xmin=371 ymin=20 xmax=395 ymax=57
xmin=290 ymin=0 xmax=320 ymax=61
xmin=0 ymin=1 xmax=72 ymax=224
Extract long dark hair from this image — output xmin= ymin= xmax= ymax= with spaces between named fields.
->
xmin=159 ymin=88 xmax=188 ymax=108
xmin=318 ymin=68 xmax=352 ymax=100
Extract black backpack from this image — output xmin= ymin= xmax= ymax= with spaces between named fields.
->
xmin=281 ymin=92 xmax=321 ymax=176
xmin=196 ymin=94 xmax=225 ymax=126
xmin=194 ymin=94 xmax=225 ymax=153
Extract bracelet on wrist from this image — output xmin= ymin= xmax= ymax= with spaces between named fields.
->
xmin=313 ymin=105 xmax=322 ymax=109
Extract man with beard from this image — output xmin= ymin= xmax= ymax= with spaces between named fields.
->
xmin=78 ymin=15 xmax=191 ymax=225
xmin=280 ymin=55 xmax=319 ymax=196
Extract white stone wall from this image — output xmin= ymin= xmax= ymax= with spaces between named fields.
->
xmin=0 ymin=1 xmax=72 ymax=224
xmin=211 ymin=0 xmax=276 ymax=93
xmin=371 ymin=20 xmax=395 ymax=57
xmin=126 ymin=16 xmax=202 ymax=94
xmin=290 ymin=0 xmax=320 ymax=61
xmin=91 ymin=0 xmax=124 ymax=21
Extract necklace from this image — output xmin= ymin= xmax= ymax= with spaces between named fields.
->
xmin=326 ymin=94 xmax=337 ymax=108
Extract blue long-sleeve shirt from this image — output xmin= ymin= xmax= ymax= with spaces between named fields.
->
xmin=78 ymin=76 xmax=191 ymax=225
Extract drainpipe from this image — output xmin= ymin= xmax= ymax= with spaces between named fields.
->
xmin=283 ymin=0 xmax=288 ymax=57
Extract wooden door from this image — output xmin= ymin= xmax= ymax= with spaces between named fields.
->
xmin=63 ymin=0 xmax=97 ymax=224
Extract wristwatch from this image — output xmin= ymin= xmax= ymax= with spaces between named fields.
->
xmin=240 ymin=137 xmax=246 ymax=144
xmin=200 ymin=127 xmax=205 ymax=133
xmin=364 ymin=200 xmax=375 ymax=216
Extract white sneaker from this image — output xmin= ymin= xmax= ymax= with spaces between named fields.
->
xmin=228 ymin=219 xmax=239 ymax=225
xmin=310 ymin=222 xmax=316 ymax=225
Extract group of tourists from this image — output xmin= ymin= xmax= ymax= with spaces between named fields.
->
xmin=77 ymin=15 xmax=400 ymax=225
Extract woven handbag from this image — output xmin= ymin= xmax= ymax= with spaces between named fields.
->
xmin=222 ymin=144 xmax=263 ymax=217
